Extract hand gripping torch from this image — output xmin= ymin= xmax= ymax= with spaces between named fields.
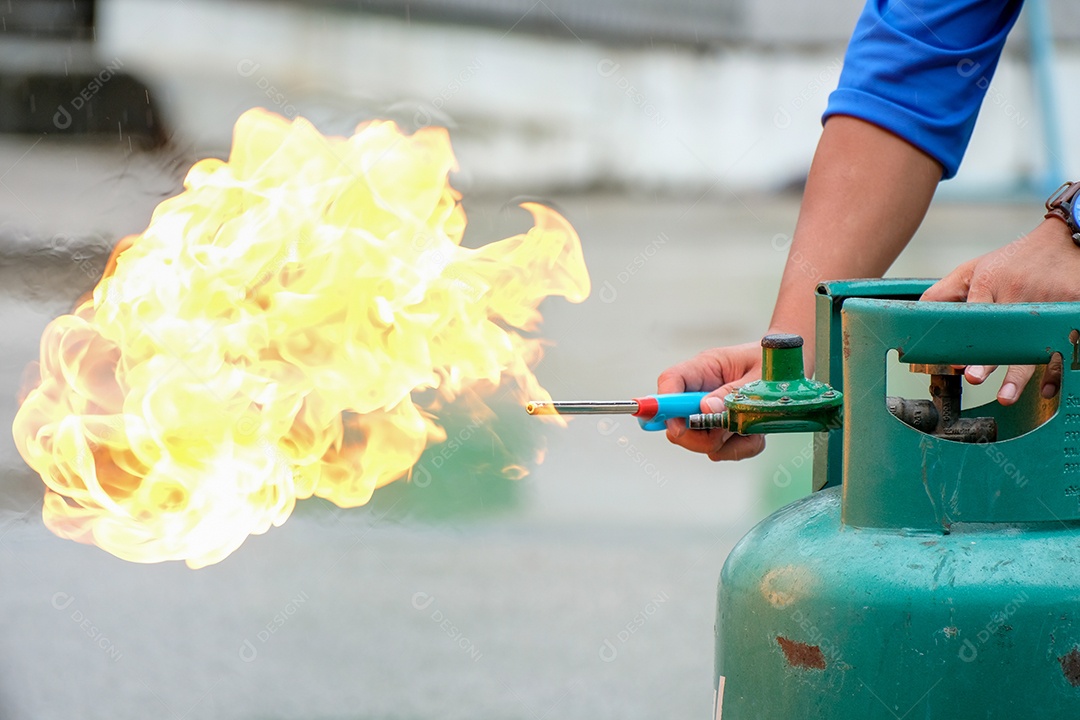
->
xmin=526 ymin=334 xmax=844 ymax=434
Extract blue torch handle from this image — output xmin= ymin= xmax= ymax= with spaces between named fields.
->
xmin=636 ymin=392 xmax=710 ymax=431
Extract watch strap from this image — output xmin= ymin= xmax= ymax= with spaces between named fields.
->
xmin=1045 ymin=181 xmax=1080 ymax=247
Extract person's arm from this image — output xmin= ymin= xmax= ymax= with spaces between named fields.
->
xmin=657 ymin=115 xmax=941 ymax=460
xmin=659 ymin=0 xmax=1023 ymax=461
xmin=769 ymin=116 xmax=941 ymax=361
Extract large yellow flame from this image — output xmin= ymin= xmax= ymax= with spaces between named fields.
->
xmin=13 ymin=108 xmax=589 ymax=568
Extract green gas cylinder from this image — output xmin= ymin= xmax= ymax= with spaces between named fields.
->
xmin=714 ymin=279 xmax=1080 ymax=719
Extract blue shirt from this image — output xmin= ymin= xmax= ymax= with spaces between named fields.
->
xmin=824 ymin=0 xmax=1023 ymax=179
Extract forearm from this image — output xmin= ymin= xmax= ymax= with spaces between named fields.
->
xmin=769 ymin=116 xmax=942 ymax=366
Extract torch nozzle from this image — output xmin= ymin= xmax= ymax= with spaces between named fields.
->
xmin=525 ymin=400 xmax=640 ymax=416
xmin=687 ymin=412 xmax=729 ymax=431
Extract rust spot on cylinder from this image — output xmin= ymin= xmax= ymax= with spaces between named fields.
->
xmin=1059 ymin=647 xmax=1080 ymax=687
xmin=776 ymin=636 xmax=826 ymax=670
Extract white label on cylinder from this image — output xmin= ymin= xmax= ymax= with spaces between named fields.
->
xmin=714 ymin=676 xmax=726 ymax=720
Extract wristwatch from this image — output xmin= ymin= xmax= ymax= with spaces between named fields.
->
xmin=1044 ymin=181 xmax=1080 ymax=247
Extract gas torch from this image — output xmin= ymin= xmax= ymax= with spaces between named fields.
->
xmin=526 ymin=333 xmax=843 ymax=434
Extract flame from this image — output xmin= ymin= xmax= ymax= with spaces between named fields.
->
xmin=13 ymin=108 xmax=589 ymax=568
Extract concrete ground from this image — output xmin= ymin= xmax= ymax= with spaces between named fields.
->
xmin=0 ymin=136 xmax=1040 ymax=719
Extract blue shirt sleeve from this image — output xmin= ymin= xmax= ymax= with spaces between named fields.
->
xmin=823 ymin=0 xmax=1023 ymax=179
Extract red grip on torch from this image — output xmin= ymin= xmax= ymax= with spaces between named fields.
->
xmin=632 ymin=396 xmax=658 ymax=419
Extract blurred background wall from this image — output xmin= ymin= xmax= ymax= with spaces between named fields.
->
xmin=105 ymin=0 xmax=1080 ymax=194
xmin=3 ymin=0 xmax=1077 ymax=196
